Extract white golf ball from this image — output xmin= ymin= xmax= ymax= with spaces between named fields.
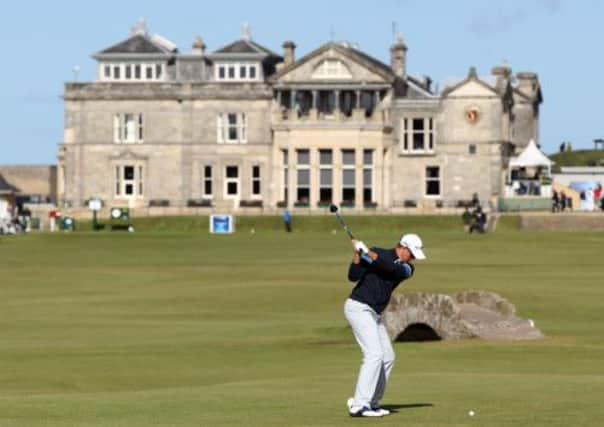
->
xmin=528 ymin=319 xmax=535 ymax=327
xmin=468 ymin=410 xmax=475 ymax=417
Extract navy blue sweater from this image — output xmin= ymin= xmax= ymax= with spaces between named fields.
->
xmin=348 ymin=247 xmax=414 ymax=314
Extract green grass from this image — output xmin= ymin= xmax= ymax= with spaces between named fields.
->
xmin=549 ymin=149 xmax=604 ymax=172
xmin=1 ymin=217 xmax=603 ymax=426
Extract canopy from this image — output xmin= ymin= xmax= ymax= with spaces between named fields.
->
xmin=509 ymin=139 xmax=554 ymax=168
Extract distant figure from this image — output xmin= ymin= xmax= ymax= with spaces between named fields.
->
xmin=469 ymin=207 xmax=487 ymax=234
xmin=283 ymin=209 xmax=292 ymax=232
xmin=552 ymin=190 xmax=560 ymax=213
xmin=560 ymin=191 xmax=567 ymax=212
xmin=594 ymin=185 xmax=602 ymax=211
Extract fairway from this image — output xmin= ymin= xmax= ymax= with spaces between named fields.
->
xmin=1 ymin=218 xmax=604 ymax=426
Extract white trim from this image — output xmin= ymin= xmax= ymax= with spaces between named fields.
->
xmin=113 ymin=113 xmax=144 ymax=144
xmin=114 ymin=163 xmax=144 ymax=200
xmin=202 ymin=165 xmax=213 ymax=199
xmin=214 ymin=61 xmax=262 ymax=82
xmin=98 ymin=62 xmax=166 ymax=82
xmin=217 ymin=113 xmax=247 ymax=144
xmin=224 ymin=165 xmax=240 ymax=199
xmin=251 ymin=164 xmax=262 ymax=199
xmin=400 ymin=117 xmax=436 ymax=155
xmin=424 ymin=165 xmax=442 ymax=198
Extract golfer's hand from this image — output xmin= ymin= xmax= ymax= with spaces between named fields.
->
xmin=354 ymin=240 xmax=370 ymax=255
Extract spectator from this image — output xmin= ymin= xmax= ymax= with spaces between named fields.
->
xmin=560 ymin=191 xmax=567 ymax=212
xmin=552 ymin=190 xmax=560 ymax=213
xmin=283 ymin=208 xmax=292 ymax=232
xmin=594 ymin=184 xmax=602 ymax=211
xmin=469 ymin=207 xmax=487 ymax=234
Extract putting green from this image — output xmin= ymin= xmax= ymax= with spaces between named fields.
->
xmin=1 ymin=217 xmax=603 ymax=426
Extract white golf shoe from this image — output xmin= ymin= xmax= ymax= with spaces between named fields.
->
xmin=347 ymin=397 xmax=383 ymax=417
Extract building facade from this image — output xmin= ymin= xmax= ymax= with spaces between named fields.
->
xmin=60 ymin=21 xmax=543 ymax=213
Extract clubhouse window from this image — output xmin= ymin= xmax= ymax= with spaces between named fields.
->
xmin=342 ymin=149 xmax=355 ymax=204
xmin=203 ymin=165 xmax=213 ymax=198
xmin=319 ymin=149 xmax=333 ymax=203
xmin=425 ymin=166 xmax=441 ymax=196
xmin=401 ymin=117 xmax=435 ymax=154
xmin=296 ymin=149 xmax=310 ymax=204
xmin=217 ymin=113 xmax=247 ymax=143
xmin=113 ymin=113 xmax=143 ymax=143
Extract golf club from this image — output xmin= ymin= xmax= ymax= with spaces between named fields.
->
xmin=329 ymin=204 xmax=354 ymax=240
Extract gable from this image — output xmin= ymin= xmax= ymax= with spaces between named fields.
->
xmin=99 ymin=35 xmax=171 ymax=55
xmin=275 ymin=45 xmax=391 ymax=84
xmin=445 ymin=80 xmax=498 ymax=97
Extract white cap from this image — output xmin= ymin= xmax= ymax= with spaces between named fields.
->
xmin=399 ymin=233 xmax=426 ymax=260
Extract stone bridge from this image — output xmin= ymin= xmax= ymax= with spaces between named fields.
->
xmin=382 ymin=290 xmax=544 ymax=341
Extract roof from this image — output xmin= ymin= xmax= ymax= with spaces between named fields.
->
xmin=270 ymin=42 xmax=395 ymax=82
xmin=0 ymin=174 xmax=18 ymax=194
xmin=96 ymin=34 xmax=177 ymax=56
xmin=510 ymin=140 xmax=554 ymax=168
xmin=440 ymin=68 xmax=499 ymax=97
xmin=212 ymin=39 xmax=280 ymax=58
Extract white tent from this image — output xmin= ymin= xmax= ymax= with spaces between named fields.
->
xmin=506 ymin=140 xmax=554 ymax=197
xmin=509 ymin=139 xmax=554 ymax=169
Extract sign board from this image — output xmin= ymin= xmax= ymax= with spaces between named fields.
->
xmin=210 ymin=215 xmax=234 ymax=234
xmin=88 ymin=198 xmax=102 ymax=211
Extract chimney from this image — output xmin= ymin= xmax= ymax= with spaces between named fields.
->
xmin=192 ymin=36 xmax=206 ymax=55
xmin=491 ymin=62 xmax=511 ymax=93
xmin=390 ymin=33 xmax=407 ymax=78
xmin=516 ymin=72 xmax=538 ymax=98
xmin=282 ymin=41 xmax=296 ymax=67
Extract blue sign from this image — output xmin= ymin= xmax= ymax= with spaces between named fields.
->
xmin=210 ymin=215 xmax=234 ymax=234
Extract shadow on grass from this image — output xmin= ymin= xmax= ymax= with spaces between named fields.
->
xmin=382 ymin=403 xmax=434 ymax=412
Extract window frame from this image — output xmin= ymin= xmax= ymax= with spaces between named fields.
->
xmin=296 ymin=149 xmax=310 ymax=204
xmin=400 ymin=116 xmax=436 ymax=155
xmin=113 ymin=113 xmax=144 ymax=144
xmin=424 ymin=165 xmax=441 ymax=198
xmin=217 ymin=113 xmax=247 ymax=144
xmin=224 ymin=165 xmax=240 ymax=199
xmin=319 ymin=149 xmax=333 ymax=204
xmin=251 ymin=165 xmax=261 ymax=199
xmin=215 ymin=61 xmax=261 ymax=82
xmin=203 ymin=165 xmax=213 ymax=199
xmin=341 ymin=149 xmax=356 ymax=204
xmin=114 ymin=164 xmax=144 ymax=199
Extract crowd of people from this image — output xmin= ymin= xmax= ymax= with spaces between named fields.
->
xmin=552 ymin=184 xmax=603 ymax=212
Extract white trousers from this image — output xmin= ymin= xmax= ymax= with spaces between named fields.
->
xmin=344 ymin=298 xmax=395 ymax=408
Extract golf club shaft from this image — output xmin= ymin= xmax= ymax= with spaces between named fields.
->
xmin=334 ymin=210 xmax=354 ymax=240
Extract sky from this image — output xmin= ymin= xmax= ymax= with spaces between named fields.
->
xmin=1 ymin=0 xmax=602 ymax=164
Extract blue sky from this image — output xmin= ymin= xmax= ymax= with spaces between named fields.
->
xmin=1 ymin=0 xmax=601 ymax=163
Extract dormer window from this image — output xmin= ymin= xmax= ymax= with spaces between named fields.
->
xmin=215 ymin=62 xmax=260 ymax=81
xmin=99 ymin=62 xmax=165 ymax=82
xmin=312 ymin=60 xmax=352 ymax=79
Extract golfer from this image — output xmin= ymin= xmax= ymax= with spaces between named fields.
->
xmin=344 ymin=234 xmax=426 ymax=417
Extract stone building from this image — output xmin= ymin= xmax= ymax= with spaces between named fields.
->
xmin=60 ymin=21 xmax=542 ymax=213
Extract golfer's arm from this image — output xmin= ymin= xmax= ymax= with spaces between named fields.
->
xmin=348 ymin=257 xmax=366 ymax=281
xmin=367 ymin=253 xmax=413 ymax=280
